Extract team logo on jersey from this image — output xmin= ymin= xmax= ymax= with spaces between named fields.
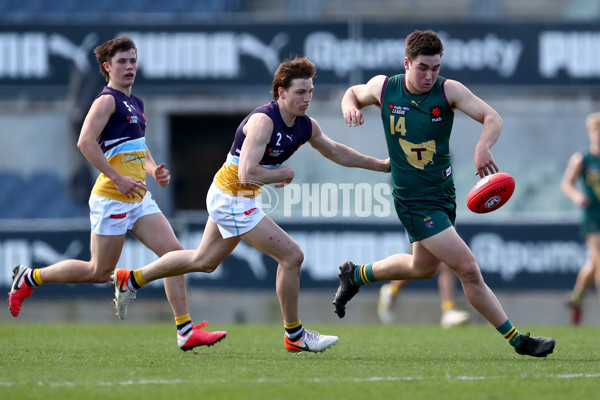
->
xmin=398 ymin=138 xmax=436 ymax=169
xmin=388 ymin=104 xmax=410 ymax=115
xmin=423 ymin=216 xmax=434 ymax=229
xmin=430 ymin=106 xmax=443 ymax=123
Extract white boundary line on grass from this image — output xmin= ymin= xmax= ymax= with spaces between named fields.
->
xmin=1 ymin=373 xmax=600 ymax=387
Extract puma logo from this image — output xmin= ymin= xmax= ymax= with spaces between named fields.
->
xmin=48 ymin=32 xmax=98 ymax=73
xmin=238 ymin=32 xmax=289 ymax=73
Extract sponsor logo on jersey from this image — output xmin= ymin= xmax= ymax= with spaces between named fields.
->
xmin=388 ymin=104 xmax=410 ymax=115
xmin=127 ymin=115 xmax=138 ymax=124
xmin=442 ymin=166 xmax=452 ymax=179
xmin=125 ymin=155 xmax=145 ymax=164
xmin=244 ymin=207 xmax=258 ymax=216
xmin=110 ymin=213 xmax=127 ymax=219
xmin=267 ymin=148 xmax=285 ymax=157
xmin=430 ymin=106 xmax=443 ymax=123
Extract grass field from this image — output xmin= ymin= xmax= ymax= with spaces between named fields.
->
xmin=1 ymin=323 xmax=599 ymax=400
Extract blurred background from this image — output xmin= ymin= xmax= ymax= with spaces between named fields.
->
xmin=1 ymin=0 xmax=600 ymax=326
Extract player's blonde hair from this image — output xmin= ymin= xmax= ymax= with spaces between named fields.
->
xmin=586 ymin=112 xmax=600 ymax=130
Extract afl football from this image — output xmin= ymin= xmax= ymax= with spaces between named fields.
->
xmin=467 ymin=172 xmax=515 ymax=213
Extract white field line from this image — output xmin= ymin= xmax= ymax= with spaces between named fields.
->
xmin=1 ymin=373 xmax=600 ymax=387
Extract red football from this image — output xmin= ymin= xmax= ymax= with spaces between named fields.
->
xmin=466 ymin=172 xmax=515 ymax=213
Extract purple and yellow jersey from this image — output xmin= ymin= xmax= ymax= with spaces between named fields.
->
xmin=214 ymin=101 xmax=312 ymax=197
xmin=91 ymin=86 xmax=147 ymax=202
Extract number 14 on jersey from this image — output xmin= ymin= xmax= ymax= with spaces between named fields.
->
xmin=389 ymin=115 xmax=406 ymax=136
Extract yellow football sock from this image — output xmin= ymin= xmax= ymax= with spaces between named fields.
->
xmin=132 ymin=269 xmax=147 ymax=288
xmin=32 ymin=269 xmax=43 ymax=286
xmin=442 ymin=300 xmax=456 ymax=312
xmin=175 ymin=313 xmax=192 ymax=326
xmin=284 ymin=320 xmax=302 ymax=330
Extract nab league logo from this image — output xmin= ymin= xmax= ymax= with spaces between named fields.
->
xmin=389 ymin=104 xmax=410 ymax=115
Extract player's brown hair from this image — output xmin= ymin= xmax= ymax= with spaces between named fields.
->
xmin=271 ymin=56 xmax=316 ymax=100
xmin=94 ymin=35 xmax=137 ymax=82
xmin=405 ymin=30 xmax=444 ymax=61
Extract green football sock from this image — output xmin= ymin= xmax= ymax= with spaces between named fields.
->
xmin=496 ymin=319 xmax=522 ymax=348
xmin=353 ymin=263 xmax=375 ymax=287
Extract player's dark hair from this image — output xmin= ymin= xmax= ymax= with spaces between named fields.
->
xmin=405 ymin=30 xmax=444 ymax=61
xmin=94 ymin=35 xmax=137 ymax=82
xmin=271 ymin=56 xmax=316 ymax=100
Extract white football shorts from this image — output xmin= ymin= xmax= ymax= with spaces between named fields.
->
xmin=207 ymin=182 xmax=266 ymax=239
xmin=89 ymin=191 xmax=161 ymax=235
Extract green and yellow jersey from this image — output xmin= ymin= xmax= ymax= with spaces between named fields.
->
xmin=380 ymin=74 xmax=454 ymax=197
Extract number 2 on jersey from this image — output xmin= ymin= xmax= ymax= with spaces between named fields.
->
xmin=389 ymin=115 xmax=406 ymax=136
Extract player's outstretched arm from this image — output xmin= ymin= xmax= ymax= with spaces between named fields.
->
xmin=308 ymin=119 xmax=390 ymax=172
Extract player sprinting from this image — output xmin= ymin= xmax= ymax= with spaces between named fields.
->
xmin=8 ymin=35 xmax=226 ymax=351
xmin=109 ymin=56 xmax=390 ymax=353
xmin=333 ymin=29 xmax=555 ymax=357
xmin=561 ymin=111 xmax=600 ymax=325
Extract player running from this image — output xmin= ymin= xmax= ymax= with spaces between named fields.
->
xmin=110 ymin=56 xmax=390 ymax=353
xmin=8 ymin=35 xmax=226 ymax=351
xmin=333 ymin=29 xmax=555 ymax=358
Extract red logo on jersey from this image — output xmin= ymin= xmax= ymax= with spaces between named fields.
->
xmin=244 ymin=208 xmax=257 ymax=216
xmin=430 ymin=106 xmax=443 ymax=123
xmin=110 ymin=213 xmax=127 ymax=219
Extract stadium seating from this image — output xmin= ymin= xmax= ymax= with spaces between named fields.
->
xmin=0 ymin=0 xmax=598 ymax=25
xmin=0 ymin=0 xmax=246 ymax=17
xmin=0 ymin=172 xmax=85 ymax=219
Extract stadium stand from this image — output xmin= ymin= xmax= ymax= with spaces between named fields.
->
xmin=0 ymin=0 xmax=247 ymax=20
xmin=0 ymin=172 xmax=85 ymax=219
xmin=0 ymin=0 xmax=597 ymax=21
xmin=0 ymin=173 xmax=24 ymax=218
xmin=246 ymin=0 xmax=594 ymax=21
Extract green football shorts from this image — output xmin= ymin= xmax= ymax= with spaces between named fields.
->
xmin=393 ymin=186 xmax=456 ymax=243
xmin=581 ymin=210 xmax=600 ymax=237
